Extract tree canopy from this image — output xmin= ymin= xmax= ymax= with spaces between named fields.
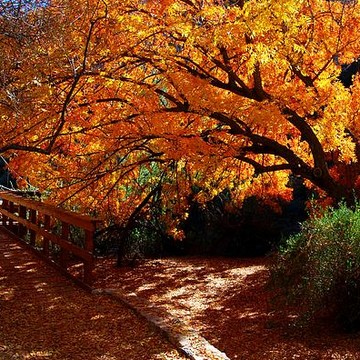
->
xmin=1 ymin=0 xmax=360 ymax=235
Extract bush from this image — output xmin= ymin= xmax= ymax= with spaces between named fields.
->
xmin=94 ymin=218 xmax=171 ymax=261
xmin=271 ymin=202 xmax=360 ymax=332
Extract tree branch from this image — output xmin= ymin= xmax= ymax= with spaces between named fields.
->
xmin=235 ymin=155 xmax=292 ymax=174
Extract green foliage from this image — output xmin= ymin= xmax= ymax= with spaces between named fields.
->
xmin=94 ymin=212 xmax=172 ymax=262
xmin=120 ymin=222 xmax=169 ymax=260
xmin=271 ymin=202 xmax=360 ymax=332
xmin=95 ymin=191 xmax=296 ymax=260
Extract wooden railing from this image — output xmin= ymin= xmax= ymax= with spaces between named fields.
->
xmin=0 ymin=191 xmax=101 ymax=286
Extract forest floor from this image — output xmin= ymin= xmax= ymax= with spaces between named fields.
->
xmin=94 ymin=255 xmax=360 ymax=360
xmin=0 ymin=232 xmax=187 ymax=360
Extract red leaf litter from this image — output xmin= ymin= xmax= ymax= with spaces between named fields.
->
xmin=94 ymin=255 xmax=360 ymax=360
xmin=0 ymin=234 xmax=187 ymax=360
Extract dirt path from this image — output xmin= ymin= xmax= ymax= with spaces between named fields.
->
xmin=94 ymin=256 xmax=360 ymax=360
xmin=0 ymin=232 xmax=186 ymax=360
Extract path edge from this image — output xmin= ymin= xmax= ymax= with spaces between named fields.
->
xmin=93 ymin=288 xmax=231 ymax=360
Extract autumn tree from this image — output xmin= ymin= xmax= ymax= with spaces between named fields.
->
xmin=1 ymin=0 xmax=360 ymax=236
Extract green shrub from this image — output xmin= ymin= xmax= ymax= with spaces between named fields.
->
xmin=271 ymin=202 xmax=360 ymax=332
xmin=94 ymin=219 xmax=169 ymax=259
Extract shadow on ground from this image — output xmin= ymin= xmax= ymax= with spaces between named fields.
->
xmin=0 ymin=233 xmax=186 ymax=360
xmin=94 ymin=256 xmax=360 ymax=360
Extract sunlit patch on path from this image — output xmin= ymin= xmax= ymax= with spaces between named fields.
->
xmin=94 ymin=256 xmax=360 ymax=359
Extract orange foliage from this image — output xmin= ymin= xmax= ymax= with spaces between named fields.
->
xmin=0 ymin=0 xmax=360 ymax=231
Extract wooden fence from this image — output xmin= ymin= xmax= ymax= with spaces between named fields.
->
xmin=0 ymin=191 xmax=101 ymax=286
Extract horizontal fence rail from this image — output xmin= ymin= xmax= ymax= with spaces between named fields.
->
xmin=0 ymin=191 xmax=101 ymax=286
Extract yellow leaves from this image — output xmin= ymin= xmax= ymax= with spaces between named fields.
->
xmin=247 ymin=101 xmax=284 ymax=130
xmin=292 ymin=43 xmax=307 ymax=55
xmin=199 ymin=5 xmax=227 ymax=24
xmin=175 ymin=22 xmax=193 ymax=38
xmin=243 ymin=0 xmax=306 ymax=38
xmin=247 ymin=42 xmax=279 ymax=68
xmin=4 ymin=0 xmax=360 ymax=234
xmin=310 ymin=81 xmax=356 ymax=163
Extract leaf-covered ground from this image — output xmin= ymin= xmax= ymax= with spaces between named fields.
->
xmin=0 ymin=232 xmax=187 ymax=360
xmin=3 ymin=227 xmax=360 ymax=360
xmin=94 ymin=256 xmax=360 ymax=360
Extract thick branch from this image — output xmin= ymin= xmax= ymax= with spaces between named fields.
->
xmin=174 ymin=58 xmax=262 ymax=100
xmin=288 ymin=59 xmax=315 ymax=87
xmin=281 ymin=106 xmax=328 ymax=172
xmin=235 ymin=155 xmax=292 ymax=174
xmin=242 ymin=138 xmax=312 ymax=176
xmin=0 ymin=143 xmax=51 ymax=155
xmin=253 ymin=62 xmax=270 ymax=100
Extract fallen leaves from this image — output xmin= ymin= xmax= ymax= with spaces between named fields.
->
xmin=94 ymin=256 xmax=360 ymax=359
xmin=0 ymin=233 xmax=187 ymax=360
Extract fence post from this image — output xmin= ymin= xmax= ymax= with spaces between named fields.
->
xmin=1 ymin=199 xmax=8 ymax=227
xmin=60 ymin=222 xmax=70 ymax=267
xmin=43 ymin=214 xmax=50 ymax=256
xmin=19 ymin=205 xmax=27 ymax=240
xmin=83 ymin=229 xmax=94 ymax=285
xmin=29 ymin=209 xmax=37 ymax=246
xmin=8 ymin=201 xmax=14 ymax=230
